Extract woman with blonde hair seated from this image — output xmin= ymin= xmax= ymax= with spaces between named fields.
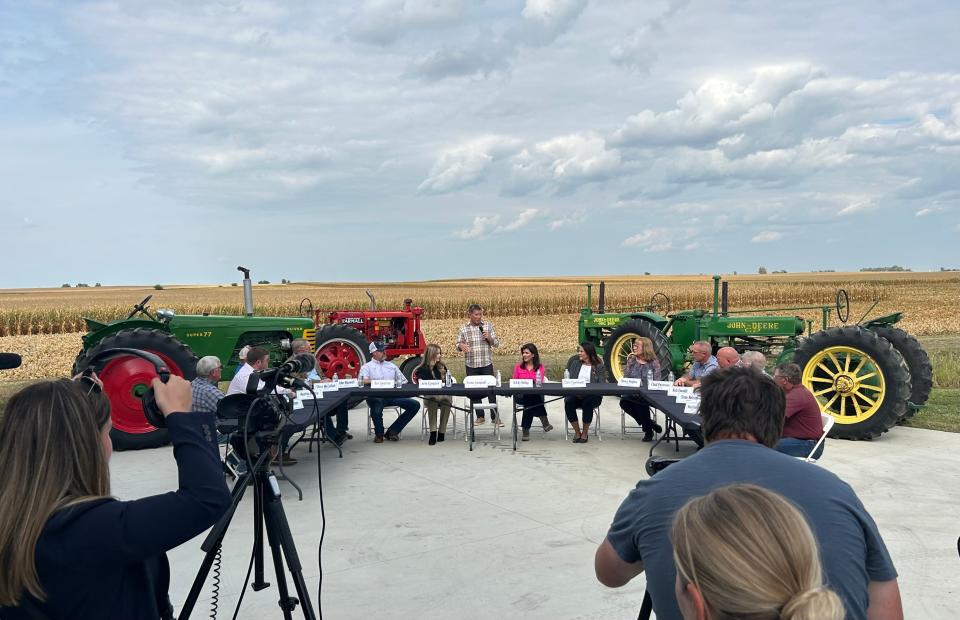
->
xmin=412 ymin=343 xmax=453 ymax=445
xmin=671 ymin=484 xmax=844 ymax=620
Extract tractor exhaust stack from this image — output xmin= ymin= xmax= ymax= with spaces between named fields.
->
xmin=237 ymin=266 xmax=254 ymax=316
xmin=721 ymin=281 xmax=729 ymax=316
xmin=598 ymin=281 xmax=606 ymax=314
xmin=365 ymin=289 xmax=377 ymax=311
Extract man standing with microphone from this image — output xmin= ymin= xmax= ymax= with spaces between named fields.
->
xmin=456 ymin=304 xmax=501 ymax=425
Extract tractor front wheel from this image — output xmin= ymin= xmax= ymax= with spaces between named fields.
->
xmin=793 ymin=326 xmax=910 ymax=440
xmin=869 ymin=326 xmax=933 ymax=417
xmin=73 ymin=328 xmax=198 ymax=450
xmin=603 ymin=320 xmax=673 ymax=382
xmin=399 ymin=356 xmax=423 ymax=381
xmin=314 ymin=325 xmax=370 ymax=379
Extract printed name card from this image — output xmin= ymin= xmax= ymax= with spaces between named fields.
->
xmin=684 ymin=401 xmax=701 ymax=414
xmin=510 ymin=379 xmax=534 ymax=388
xmin=562 ymin=378 xmax=588 ymax=388
xmin=418 ymin=380 xmax=443 ymax=389
xmin=371 ymin=379 xmax=395 ymax=389
xmin=337 ymin=379 xmax=359 ymax=388
xmin=464 ymin=375 xmax=496 ymax=388
xmin=648 ymin=380 xmax=672 ymax=391
xmin=313 ymin=381 xmax=339 ymax=392
xmin=618 ymin=377 xmax=642 ymax=388
xmin=668 ymin=386 xmax=695 ymax=397
xmin=677 ymin=393 xmax=700 ymax=403
xmin=296 ymin=389 xmax=315 ymax=401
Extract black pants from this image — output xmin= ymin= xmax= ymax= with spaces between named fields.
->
xmin=620 ymin=396 xmax=655 ymax=432
xmin=516 ymin=394 xmax=547 ymax=429
xmin=465 ymin=364 xmax=497 ymax=415
xmin=564 ymin=395 xmax=603 ymax=425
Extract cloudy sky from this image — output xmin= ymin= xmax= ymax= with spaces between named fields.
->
xmin=1 ymin=0 xmax=958 ymax=287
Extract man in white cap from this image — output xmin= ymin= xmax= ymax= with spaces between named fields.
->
xmin=358 ymin=341 xmax=420 ymax=443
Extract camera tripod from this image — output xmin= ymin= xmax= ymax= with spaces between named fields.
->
xmin=178 ymin=440 xmax=316 ymax=619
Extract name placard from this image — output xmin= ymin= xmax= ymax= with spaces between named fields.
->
xmin=677 ymin=393 xmax=700 ymax=403
xmin=464 ymin=375 xmax=496 ymax=388
xmin=418 ymin=380 xmax=442 ymax=389
xmin=510 ymin=379 xmax=533 ymax=388
xmin=684 ymin=401 xmax=701 ymax=414
xmin=371 ymin=379 xmax=395 ymax=389
xmin=618 ymin=377 xmax=642 ymax=388
xmin=668 ymin=386 xmax=695 ymax=397
xmin=562 ymin=378 xmax=588 ymax=388
xmin=337 ymin=379 xmax=359 ymax=388
xmin=296 ymin=389 xmax=315 ymax=401
xmin=313 ymin=381 xmax=339 ymax=393
xmin=648 ymin=380 xmax=672 ymax=391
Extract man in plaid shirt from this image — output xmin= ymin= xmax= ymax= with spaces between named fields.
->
xmin=191 ymin=356 xmax=224 ymax=414
xmin=456 ymin=304 xmax=501 ymax=424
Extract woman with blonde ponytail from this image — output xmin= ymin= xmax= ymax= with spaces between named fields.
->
xmin=671 ymin=484 xmax=845 ymax=620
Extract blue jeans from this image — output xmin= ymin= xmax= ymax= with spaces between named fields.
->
xmin=776 ymin=437 xmax=824 ymax=459
xmin=368 ymin=397 xmax=420 ymax=436
xmin=324 ymin=402 xmax=350 ymax=440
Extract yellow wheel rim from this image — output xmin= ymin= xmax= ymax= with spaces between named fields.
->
xmin=801 ymin=345 xmax=886 ymax=424
xmin=607 ymin=333 xmax=638 ymax=381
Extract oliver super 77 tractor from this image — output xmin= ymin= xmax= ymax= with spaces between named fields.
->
xmin=73 ymin=268 xmax=315 ymax=450
xmin=579 ymin=276 xmax=932 ymax=441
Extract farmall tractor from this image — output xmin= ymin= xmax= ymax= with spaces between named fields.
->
xmin=299 ymin=291 xmax=426 ymax=381
xmin=73 ymin=268 xmax=315 ymax=450
xmin=577 ymin=276 xmax=933 ymax=441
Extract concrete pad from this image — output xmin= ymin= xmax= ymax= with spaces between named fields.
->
xmin=109 ymin=399 xmax=960 ymax=619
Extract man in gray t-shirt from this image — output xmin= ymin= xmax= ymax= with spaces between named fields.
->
xmin=595 ymin=367 xmax=902 ymax=620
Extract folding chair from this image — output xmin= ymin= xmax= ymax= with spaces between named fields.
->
xmin=620 ymin=400 xmax=663 ymax=440
xmin=420 ymin=395 xmax=457 ymax=440
xmin=801 ymin=414 xmax=834 ymax=462
xmin=366 ymin=402 xmax=404 ymax=438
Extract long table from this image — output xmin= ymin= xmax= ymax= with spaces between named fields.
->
xmin=289 ymin=383 xmax=702 ymax=453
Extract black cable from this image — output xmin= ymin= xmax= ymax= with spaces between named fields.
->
xmin=231 ymin=539 xmax=257 ymax=620
xmin=305 ymin=385 xmax=326 ymax=620
xmin=209 ymin=547 xmax=222 ymax=619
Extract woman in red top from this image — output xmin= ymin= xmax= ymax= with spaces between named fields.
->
xmin=512 ymin=343 xmax=554 ymax=441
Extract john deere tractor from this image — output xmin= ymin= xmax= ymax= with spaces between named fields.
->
xmin=72 ymin=268 xmax=315 ymax=450
xmin=578 ymin=276 xmax=932 ymax=440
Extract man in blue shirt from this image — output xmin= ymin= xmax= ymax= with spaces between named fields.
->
xmin=595 ymin=367 xmax=902 ymax=620
xmin=674 ymin=340 xmax=718 ymax=388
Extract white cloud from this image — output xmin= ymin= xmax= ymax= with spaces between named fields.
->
xmin=751 ymin=230 xmax=783 ymax=243
xmin=548 ymin=210 xmax=586 ymax=229
xmin=609 ymin=0 xmax=688 ymax=73
xmin=837 ymin=198 xmax=877 ymax=216
xmin=454 ymin=208 xmax=543 ymax=239
xmin=508 ymin=132 xmax=621 ymax=194
xmin=418 ymin=135 xmax=522 ymax=194
xmin=520 ymin=0 xmax=588 ymax=44
xmin=622 ymin=228 xmax=694 ymax=252
xmin=348 ymin=0 xmax=468 ymax=46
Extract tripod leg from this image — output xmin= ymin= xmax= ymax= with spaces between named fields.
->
xmin=262 ymin=472 xmax=317 ymax=620
xmin=178 ymin=450 xmax=268 ymax=620
xmin=252 ymin=468 xmax=270 ymax=591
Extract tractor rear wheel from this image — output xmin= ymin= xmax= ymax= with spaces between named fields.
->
xmin=869 ymin=326 xmax=933 ymax=417
xmin=603 ymin=320 xmax=673 ymax=382
xmin=793 ymin=326 xmax=910 ymax=440
xmin=399 ymin=356 xmax=423 ymax=381
xmin=314 ymin=324 xmax=369 ymax=379
xmin=73 ymin=328 xmax=198 ymax=450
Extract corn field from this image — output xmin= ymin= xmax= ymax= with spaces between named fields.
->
xmin=0 ymin=272 xmax=957 ymax=337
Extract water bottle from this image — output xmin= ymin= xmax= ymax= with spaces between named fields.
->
xmin=332 ymin=372 xmax=339 ymax=383
xmin=536 ymin=368 xmax=543 ymax=387
xmin=667 ymin=370 xmax=675 ymax=382
xmin=496 ymin=369 xmax=502 ymax=387
xmin=645 ymin=366 xmax=653 ymax=386
xmin=563 ymin=369 xmax=570 ymax=380
xmin=445 ymin=369 xmax=452 ymax=387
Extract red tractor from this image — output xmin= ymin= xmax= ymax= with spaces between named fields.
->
xmin=305 ymin=291 xmax=426 ymax=380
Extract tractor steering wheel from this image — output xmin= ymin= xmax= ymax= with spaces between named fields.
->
xmin=299 ymin=298 xmax=314 ymax=318
xmin=835 ymin=289 xmax=850 ymax=323
xmin=649 ymin=292 xmax=672 ymax=316
xmin=127 ymin=295 xmax=154 ymax=320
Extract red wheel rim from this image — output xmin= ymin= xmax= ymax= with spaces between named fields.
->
xmin=100 ymin=352 xmax=185 ymax=434
xmin=315 ymin=341 xmax=363 ymax=379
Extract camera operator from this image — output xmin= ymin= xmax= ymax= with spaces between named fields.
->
xmin=0 ymin=375 xmax=231 ymax=619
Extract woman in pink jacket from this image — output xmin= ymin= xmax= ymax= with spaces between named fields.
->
xmin=512 ymin=343 xmax=554 ymax=441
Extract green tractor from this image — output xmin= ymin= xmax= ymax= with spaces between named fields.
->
xmin=578 ymin=276 xmax=933 ymax=440
xmin=72 ymin=268 xmax=315 ymax=450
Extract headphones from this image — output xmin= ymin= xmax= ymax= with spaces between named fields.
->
xmin=78 ymin=347 xmax=172 ymax=429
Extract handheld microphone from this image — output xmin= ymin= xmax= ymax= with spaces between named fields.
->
xmin=0 ymin=353 xmax=22 ymax=370
xmin=478 ymin=324 xmax=484 ymax=334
